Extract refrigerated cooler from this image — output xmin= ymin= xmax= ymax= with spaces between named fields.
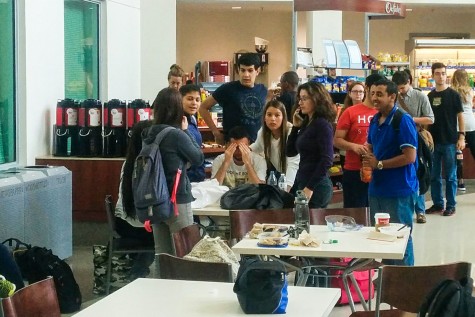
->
xmin=406 ymin=39 xmax=475 ymax=90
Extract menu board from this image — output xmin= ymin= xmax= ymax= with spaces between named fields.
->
xmin=332 ymin=40 xmax=350 ymax=69
xmin=296 ymin=47 xmax=314 ymax=68
xmin=323 ymin=40 xmax=337 ymax=68
xmin=344 ymin=40 xmax=363 ymax=69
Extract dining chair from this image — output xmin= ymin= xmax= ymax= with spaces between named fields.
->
xmin=158 ymin=253 xmax=233 ymax=282
xmin=229 ymin=209 xmax=295 ymax=244
xmin=104 ymin=195 xmax=155 ymax=295
xmin=349 ymin=261 xmax=472 ymax=317
xmin=0 ymin=276 xmax=61 ymax=317
xmin=172 ymin=224 xmax=202 ymax=257
xmin=307 ymin=207 xmax=378 ymax=312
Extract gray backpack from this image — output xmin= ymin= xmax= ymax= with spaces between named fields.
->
xmin=132 ymin=126 xmax=181 ymax=231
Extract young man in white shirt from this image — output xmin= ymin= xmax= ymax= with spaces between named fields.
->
xmin=212 ymin=126 xmax=266 ymax=188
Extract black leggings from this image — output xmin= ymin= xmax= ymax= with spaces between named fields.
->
xmin=457 ymin=130 xmax=475 ymax=180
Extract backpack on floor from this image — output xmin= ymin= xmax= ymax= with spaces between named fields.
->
xmin=14 ymin=246 xmax=82 ymax=313
xmin=132 ymin=126 xmax=182 ymax=231
xmin=419 ymin=277 xmax=475 ymax=317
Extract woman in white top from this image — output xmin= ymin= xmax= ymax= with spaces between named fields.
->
xmin=452 ymin=69 xmax=475 ymax=191
xmin=250 ymin=100 xmax=299 ymax=191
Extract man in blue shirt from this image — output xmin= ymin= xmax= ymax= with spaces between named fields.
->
xmin=363 ymin=79 xmax=418 ymax=266
xmin=199 ymin=53 xmax=270 ymax=144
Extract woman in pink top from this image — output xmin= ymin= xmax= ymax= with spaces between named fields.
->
xmin=333 ymin=75 xmax=384 ymax=207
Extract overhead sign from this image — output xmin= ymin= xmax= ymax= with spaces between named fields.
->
xmin=294 ymin=0 xmax=406 ymax=18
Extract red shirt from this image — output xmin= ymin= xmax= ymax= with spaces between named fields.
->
xmin=336 ymin=103 xmax=377 ymax=170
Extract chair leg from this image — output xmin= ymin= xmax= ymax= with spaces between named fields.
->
xmin=342 ymin=273 xmax=357 ymax=313
xmin=348 ymin=273 xmax=369 ymax=311
xmin=105 ymin=244 xmax=113 ymax=295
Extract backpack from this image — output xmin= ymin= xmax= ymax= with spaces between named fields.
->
xmin=132 ymin=126 xmax=182 ymax=231
xmin=419 ymin=277 xmax=475 ymax=317
xmin=14 ymin=246 xmax=82 ymax=314
xmin=220 ymin=184 xmax=294 ymax=210
xmin=391 ymin=108 xmax=433 ymax=195
xmin=233 ymin=258 xmax=288 ymax=314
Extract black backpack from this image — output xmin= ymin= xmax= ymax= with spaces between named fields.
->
xmin=132 ymin=126 xmax=181 ymax=230
xmin=391 ymin=108 xmax=433 ymax=195
xmin=233 ymin=259 xmax=288 ymax=314
xmin=14 ymin=246 xmax=82 ymax=313
xmin=419 ymin=277 xmax=475 ymax=317
xmin=220 ymin=184 xmax=294 ymax=210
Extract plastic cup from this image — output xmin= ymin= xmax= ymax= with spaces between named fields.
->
xmin=374 ymin=213 xmax=390 ymax=231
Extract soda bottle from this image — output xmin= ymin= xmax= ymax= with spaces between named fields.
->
xmin=360 ymin=166 xmax=372 ymax=183
xmin=267 ymin=171 xmax=277 ymax=186
xmin=294 ymin=190 xmax=310 ymax=236
xmin=278 ymin=173 xmax=286 ymax=191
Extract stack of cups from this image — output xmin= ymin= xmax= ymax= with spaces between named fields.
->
xmin=374 ymin=213 xmax=390 ymax=232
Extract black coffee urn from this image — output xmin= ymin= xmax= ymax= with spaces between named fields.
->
xmin=78 ymin=99 xmax=102 ymax=157
xmin=53 ymin=98 xmax=79 ymax=156
xmin=102 ymin=99 xmax=127 ymax=157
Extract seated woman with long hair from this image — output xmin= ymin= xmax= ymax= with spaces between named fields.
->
xmin=250 ymin=100 xmax=299 ymax=191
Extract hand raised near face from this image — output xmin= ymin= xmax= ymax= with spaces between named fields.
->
xmin=181 ymin=116 xmax=188 ymax=130
xmin=239 ymin=143 xmax=252 ymax=166
xmin=224 ymin=143 xmax=237 ymax=163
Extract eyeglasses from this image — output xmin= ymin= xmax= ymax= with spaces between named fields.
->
xmin=298 ymin=96 xmax=311 ymax=102
xmin=351 ymin=90 xmax=365 ymax=94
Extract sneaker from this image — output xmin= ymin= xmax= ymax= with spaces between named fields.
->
xmin=416 ymin=213 xmax=427 ymax=224
xmin=458 ymin=184 xmax=466 ymax=191
xmin=426 ymin=205 xmax=444 ymax=214
xmin=443 ymin=207 xmax=456 ymax=216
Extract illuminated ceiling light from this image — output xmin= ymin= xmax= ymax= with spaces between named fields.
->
xmin=231 ymin=6 xmax=241 ymax=10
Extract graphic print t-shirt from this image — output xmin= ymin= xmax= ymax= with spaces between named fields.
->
xmin=213 ymin=81 xmax=267 ymax=142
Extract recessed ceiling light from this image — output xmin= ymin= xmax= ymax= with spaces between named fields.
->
xmin=232 ymin=6 xmax=241 ymax=10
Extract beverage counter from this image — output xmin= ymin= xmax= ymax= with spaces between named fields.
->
xmin=35 ymin=156 xmax=124 ymax=222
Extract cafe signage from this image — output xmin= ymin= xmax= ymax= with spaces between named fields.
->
xmin=294 ymin=0 xmax=406 ymax=17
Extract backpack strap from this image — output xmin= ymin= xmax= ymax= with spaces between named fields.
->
xmin=419 ymin=279 xmax=462 ymax=317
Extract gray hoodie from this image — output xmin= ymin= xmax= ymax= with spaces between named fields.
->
xmin=144 ymin=124 xmax=204 ymax=204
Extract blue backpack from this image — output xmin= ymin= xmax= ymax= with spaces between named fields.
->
xmin=132 ymin=126 xmax=182 ymax=232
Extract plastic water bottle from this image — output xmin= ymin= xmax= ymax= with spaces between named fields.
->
xmin=278 ymin=173 xmax=286 ymax=191
xmin=267 ymin=171 xmax=277 ymax=186
xmin=294 ymin=190 xmax=310 ymax=236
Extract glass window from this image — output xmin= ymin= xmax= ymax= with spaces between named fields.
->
xmin=0 ymin=0 xmax=16 ymax=164
xmin=64 ymin=0 xmax=100 ymax=100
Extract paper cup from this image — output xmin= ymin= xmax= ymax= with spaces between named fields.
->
xmin=374 ymin=213 xmax=390 ymax=231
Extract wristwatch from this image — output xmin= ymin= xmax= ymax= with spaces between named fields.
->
xmin=377 ymin=161 xmax=384 ymax=170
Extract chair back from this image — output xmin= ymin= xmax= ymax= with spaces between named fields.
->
xmin=309 ymin=207 xmax=371 ymax=226
xmin=172 ymin=224 xmax=202 ymax=257
xmin=376 ymin=261 xmax=472 ymax=314
xmin=229 ymin=209 xmax=295 ymax=242
xmin=158 ymin=253 xmax=233 ymax=282
xmin=0 ymin=277 xmax=61 ymax=317
xmin=105 ymin=195 xmax=118 ymax=235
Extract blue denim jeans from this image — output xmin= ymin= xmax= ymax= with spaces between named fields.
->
xmin=415 ymin=194 xmax=426 ymax=215
xmin=342 ymin=169 xmax=369 ymax=208
xmin=369 ymin=193 xmax=416 ymax=266
xmin=431 ymin=144 xmax=457 ymax=209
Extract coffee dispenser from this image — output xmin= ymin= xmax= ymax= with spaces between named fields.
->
xmin=78 ymin=99 xmax=102 ymax=157
xmin=53 ymin=99 xmax=79 ymax=156
xmin=127 ymin=99 xmax=151 ymax=141
xmin=102 ymin=99 xmax=127 ymax=157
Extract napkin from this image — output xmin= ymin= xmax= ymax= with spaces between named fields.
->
xmin=367 ymin=231 xmax=397 ymax=242
xmin=290 ymin=230 xmax=320 ymax=247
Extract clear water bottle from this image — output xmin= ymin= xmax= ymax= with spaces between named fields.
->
xmin=278 ymin=173 xmax=286 ymax=191
xmin=267 ymin=171 xmax=277 ymax=186
xmin=294 ymin=190 xmax=310 ymax=236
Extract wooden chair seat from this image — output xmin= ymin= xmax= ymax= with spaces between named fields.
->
xmin=172 ymin=224 xmax=202 ymax=258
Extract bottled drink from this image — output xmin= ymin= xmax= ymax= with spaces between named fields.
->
xmin=294 ymin=190 xmax=310 ymax=236
xmin=360 ymin=166 xmax=372 ymax=183
xmin=456 ymin=149 xmax=463 ymax=161
xmin=278 ymin=173 xmax=286 ymax=191
xmin=267 ymin=171 xmax=277 ymax=186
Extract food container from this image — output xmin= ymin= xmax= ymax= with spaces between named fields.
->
xmin=257 ymin=232 xmax=289 ymax=247
xmin=379 ymin=223 xmax=410 ymax=238
xmin=325 ymin=215 xmax=361 ymax=232
xmin=374 ymin=213 xmax=390 ymax=231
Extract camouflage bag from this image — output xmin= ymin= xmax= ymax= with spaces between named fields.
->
xmin=92 ymin=245 xmax=134 ymax=295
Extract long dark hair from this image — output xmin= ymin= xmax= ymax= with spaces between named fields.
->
xmin=122 ymin=120 xmax=153 ymax=218
xmin=152 ymin=87 xmax=184 ymax=126
xmin=262 ymin=100 xmax=288 ymax=172
xmin=297 ymin=81 xmax=336 ymax=125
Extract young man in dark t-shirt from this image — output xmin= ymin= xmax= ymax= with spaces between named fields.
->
xmin=199 ymin=53 xmax=270 ymax=144
xmin=426 ymin=63 xmax=465 ymax=217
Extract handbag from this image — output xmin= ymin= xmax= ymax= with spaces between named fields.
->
xmin=183 ymin=236 xmax=239 ymax=278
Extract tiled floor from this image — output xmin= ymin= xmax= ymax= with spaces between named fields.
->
xmin=67 ymin=180 xmax=475 ymax=316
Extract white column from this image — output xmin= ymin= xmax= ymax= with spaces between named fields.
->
xmin=306 ymin=11 xmax=343 ymax=77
